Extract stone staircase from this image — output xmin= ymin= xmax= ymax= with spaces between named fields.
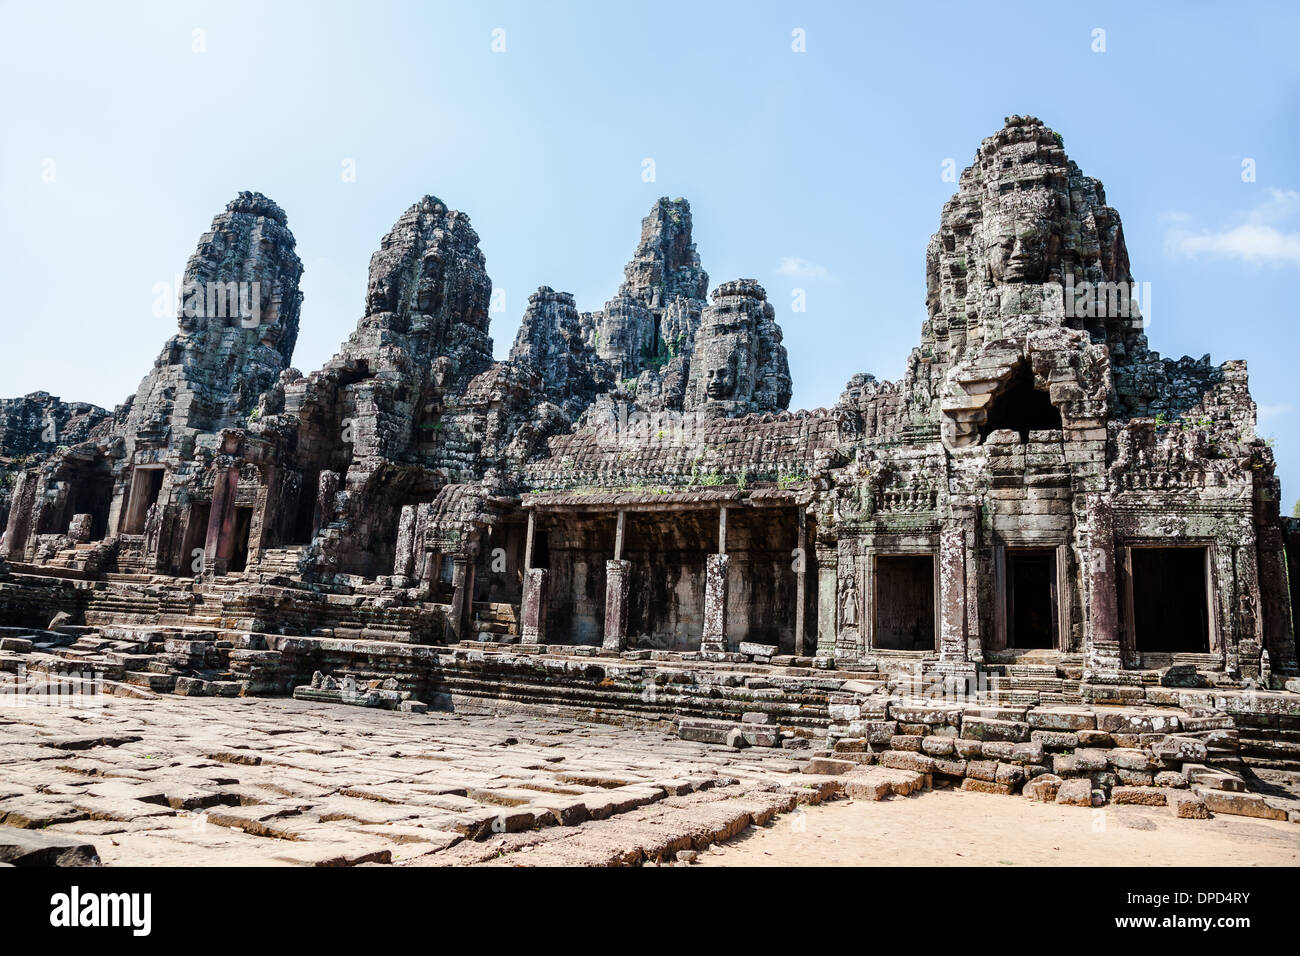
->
xmin=472 ymin=602 xmax=519 ymax=641
xmin=249 ymin=546 xmax=306 ymax=577
xmin=1002 ymin=662 xmax=1082 ymax=705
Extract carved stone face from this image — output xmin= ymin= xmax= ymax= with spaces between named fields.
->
xmin=986 ymin=213 xmax=1057 ymax=284
xmin=705 ymin=351 xmax=738 ymax=398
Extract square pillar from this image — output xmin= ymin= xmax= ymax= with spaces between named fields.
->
xmin=938 ymin=526 xmax=967 ymax=662
xmin=815 ymin=549 xmax=837 ymax=659
xmin=794 ymin=508 xmax=807 ymax=656
xmin=521 ymin=567 xmax=549 ymax=645
xmin=701 ymin=553 xmax=729 ymax=653
xmin=1234 ymin=544 xmax=1263 ymax=681
xmin=203 ymin=462 xmax=239 ymax=576
xmin=602 ymin=558 xmax=630 ymax=651
xmin=393 ymin=504 xmax=418 ymax=580
xmin=1083 ymin=495 xmax=1123 ymax=676
xmin=1257 ymin=520 xmax=1298 ymax=675
xmin=447 ymin=554 xmax=472 ymax=642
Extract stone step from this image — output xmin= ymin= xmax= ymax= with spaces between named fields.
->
xmin=1004 ymin=663 xmax=1061 ymax=678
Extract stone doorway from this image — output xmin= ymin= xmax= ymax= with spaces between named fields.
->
xmin=122 ymin=467 xmax=165 ymax=534
xmin=1007 ymin=549 xmax=1057 ymax=649
xmin=1129 ymin=546 xmax=1211 ymax=653
xmin=286 ymin=470 xmax=319 ymax=545
xmin=229 ymin=506 xmax=254 ymax=573
xmin=181 ymin=503 xmax=210 ymax=576
xmin=873 ymin=554 xmax=936 ymax=651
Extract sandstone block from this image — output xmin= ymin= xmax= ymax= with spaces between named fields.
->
xmin=1111 ymin=786 xmax=1167 ymax=806
xmin=1055 ymin=778 xmax=1093 ymax=807
xmin=961 ymin=716 xmax=1030 ymax=742
xmin=879 ymin=750 xmax=935 ymax=774
xmin=1023 ymin=774 xmax=1063 ymax=802
xmin=1166 ymin=790 xmax=1209 ymax=819
xmin=961 ymin=778 xmax=1014 ymax=795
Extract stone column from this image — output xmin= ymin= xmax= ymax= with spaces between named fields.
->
xmin=523 ymin=510 xmax=536 ymax=572
xmin=602 ymin=559 xmax=630 ymax=651
xmin=0 ymin=471 xmax=37 ymax=559
xmin=521 ymin=567 xmax=549 ymax=644
xmin=815 ymin=548 xmax=837 ymax=660
xmin=393 ymin=504 xmax=418 ymax=580
xmin=701 ymin=553 xmax=729 ymax=653
xmin=204 ymin=458 xmax=240 ymax=576
xmin=1255 ymin=522 xmax=1297 ymax=675
xmin=1234 ymin=545 xmax=1264 ymax=681
xmin=1080 ymin=495 xmax=1122 ymax=677
xmin=938 ymin=525 xmax=968 ymax=662
xmin=447 ymin=553 xmax=472 ymax=642
xmin=794 ymin=508 xmax=807 ymax=657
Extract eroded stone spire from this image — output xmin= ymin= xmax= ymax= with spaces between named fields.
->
xmin=125 ymin=190 xmax=303 ymax=446
xmin=924 ymin=115 xmax=1137 ymax=370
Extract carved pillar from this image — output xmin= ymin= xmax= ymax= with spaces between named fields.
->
xmin=794 ymin=508 xmax=807 ymax=657
xmin=602 ymin=559 xmax=630 ymax=651
xmin=204 ymin=461 xmax=240 ymax=576
xmin=1234 ymin=545 xmax=1264 ymax=681
xmin=393 ymin=504 xmax=418 ymax=580
xmin=447 ymin=553 xmax=472 ymax=642
xmin=0 ymin=471 xmax=37 ymax=559
xmin=938 ymin=525 xmax=968 ymax=662
xmin=523 ymin=510 xmax=535 ymax=572
xmin=701 ymin=553 xmax=729 ymax=653
xmin=815 ymin=548 xmax=837 ymax=659
xmin=1256 ymin=522 xmax=1297 ymax=675
xmin=521 ymin=567 xmax=549 ymax=644
xmin=1083 ymin=495 xmax=1122 ymax=674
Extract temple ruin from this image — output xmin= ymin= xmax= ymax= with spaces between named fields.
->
xmin=2 ymin=117 xmax=1300 ymax=827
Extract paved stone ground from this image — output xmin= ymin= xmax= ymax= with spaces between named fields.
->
xmin=0 ymin=696 xmax=831 ymax=866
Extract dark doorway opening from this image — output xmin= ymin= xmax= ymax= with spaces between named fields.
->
xmin=981 ymin=363 xmax=1062 ymax=442
xmin=64 ymin=470 xmax=115 ymax=539
xmin=181 ymin=503 xmax=210 ymax=576
xmin=229 ymin=506 xmax=253 ymax=573
xmin=1131 ymin=547 xmax=1210 ymax=653
xmin=287 ymin=470 xmax=319 ymax=545
xmin=1008 ymin=549 xmax=1057 ymax=649
xmin=122 ymin=467 xmax=165 ymax=534
xmin=874 ymin=555 xmax=935 ymax=650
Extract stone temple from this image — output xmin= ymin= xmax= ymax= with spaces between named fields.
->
xmin=3 ymin=117 xmax=1300 ymax=830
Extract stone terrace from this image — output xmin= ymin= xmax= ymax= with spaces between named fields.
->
xmin=0 ymin=695 xmax=838 ymax=867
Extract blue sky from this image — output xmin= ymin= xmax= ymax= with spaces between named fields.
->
xmin=2 ymin=1 xmax=1299 ymax=499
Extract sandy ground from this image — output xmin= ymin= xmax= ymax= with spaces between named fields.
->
xmin=700 ymin=786 xmax=1300 ymax=867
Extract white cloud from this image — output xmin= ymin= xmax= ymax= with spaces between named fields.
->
xmin=776 ymin=256 xmax=830 ymax=279
xmin=1166 ymin=189 xmax=1300 ymax=267
xmin=1258 ymin=402 xmax=1293 ymax=422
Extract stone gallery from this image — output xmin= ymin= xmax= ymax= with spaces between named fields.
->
xmin=2 ymin=117 xmax=1300 ymax=849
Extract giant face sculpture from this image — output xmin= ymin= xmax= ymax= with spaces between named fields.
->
xmin=683 ymin=278 xmax=789 ymax=416
xmin=985 ymin=208 xmax=1060 ymax=285
xmin=705 ymin=351 xmax=738 ymax=399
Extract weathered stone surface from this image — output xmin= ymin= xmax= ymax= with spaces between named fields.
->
xmin=1196 ymin=788 xmax=1288 ymax=821
xmin=1055 ymin=778 xmax=1093 ymax=807
xmin=0 ymin=828 xmax=101 ymax=866
xmin=1166 ymin=790 xmax=1210 ymax=819
xmin=1151 ymin=736 xmax=1209 ymax=763
xmin=1023 ymin=773 xmax=1063 ymax=802
xmin=1111 ymin=786 xmax=1167 ymax=806
xmin=962 ymin=717 xmax=1030 ymax=743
